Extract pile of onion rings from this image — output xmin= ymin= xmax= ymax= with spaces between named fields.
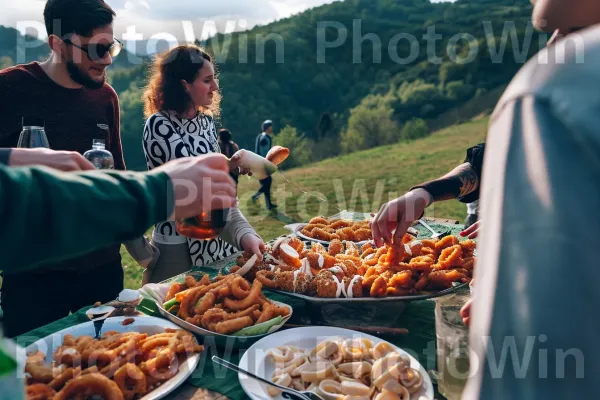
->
xmin=299 ymin=216 xmax=373 ymax=243
xmin=25 ymin=328 xmax=203 ymax=400
xmin=236 ymin=234 xmax=475 ymax=299
xmin=162 ymin=274 xmax=290 ymax=335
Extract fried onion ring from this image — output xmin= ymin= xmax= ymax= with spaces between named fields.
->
xmin=215 ymin=316 xmax=254 ymax=334
xmin=437 ymin=245 xmax=463 ymax=269
xmin=223 ymin=280 xmax=263 ymax=310
xmin=54 ymin=373 xmax=124 ymax=400
xmin=434 ymin=235 xmax=459 ymax=251
xmin=231 ymin=277 xmax=252 ymax=299
xmin=370 ymin=277 xmax=388 ymax=297
xmin=256 ymin=270 xmax=278 ymax=289
xmin=114 ymin=363 xmax=146 ymax=400
xmin=48 ymin=367 xmax=81 ymax=391
xmin=26 ymin=383 xmax=56 ymax=400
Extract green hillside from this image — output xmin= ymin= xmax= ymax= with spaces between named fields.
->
xmin=121 ymin=115 xmax=488 ymax=288
xmin=1 ymin=0 xmax=538 ymax=171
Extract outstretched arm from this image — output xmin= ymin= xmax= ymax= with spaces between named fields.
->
xmin=412 ymin=161 xmax=480 ymax=203
xmin=0 ymin=166 xmax=171 ymax=273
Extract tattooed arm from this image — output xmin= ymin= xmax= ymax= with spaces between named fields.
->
xmin=410 ymin=162 xmax=480 ymax=203
xmin=371 ymin=160 xmax=481 ymax=246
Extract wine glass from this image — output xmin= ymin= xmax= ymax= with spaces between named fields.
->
xmin=17 ymin=117 xmax=49 ymax=148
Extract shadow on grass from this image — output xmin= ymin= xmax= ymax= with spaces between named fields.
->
xmin=270 ymin=209 xmax=293 ymax=224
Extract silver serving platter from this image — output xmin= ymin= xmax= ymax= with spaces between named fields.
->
xmin=267 ymin=282 xmax=468 ymax=304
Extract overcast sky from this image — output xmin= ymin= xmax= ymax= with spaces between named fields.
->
xmin=1 ymin=0 xmax=454 ymax=42
xmin=1 ymin=0 xmax=341 ymax=41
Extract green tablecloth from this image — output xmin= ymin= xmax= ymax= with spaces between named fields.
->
xmin=16 ymin=299 xmax=438 ymax=400
xmin=16 ymin=221 xmax=468 ymax=399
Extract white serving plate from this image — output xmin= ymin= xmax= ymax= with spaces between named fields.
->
xmin=238 ymin=326 xmax=434 ymax=400
xmin=24 ymin=316 xmax=201 ymax=400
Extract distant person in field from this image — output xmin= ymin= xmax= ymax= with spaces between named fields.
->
xmin=218 ymin=128 xmax=240 ymax=184
xmin=252 ymin=119 xmax=277 ymax=210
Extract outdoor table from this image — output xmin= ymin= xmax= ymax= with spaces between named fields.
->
xmin=16 ymin=220 xmax=471 ymax=400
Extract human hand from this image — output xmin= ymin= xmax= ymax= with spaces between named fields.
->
xmin=371 ymin=188 xmax=432 ymax=248
xmin=460 ymin=299 xmax=472 ymax=327
xmin=460 ymin=220 xmax=480 ymax=239
xmin=9 ymin=148 xmax=95 ymax=171
xmin=152 ymin=154 xmax=238 ymax=220
xmin=229 ymin=152 xmax=252 ymax=176
xmin=240 ymin=233 xmax=266 ymax=260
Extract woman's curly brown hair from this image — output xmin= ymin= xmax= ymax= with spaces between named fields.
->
xmin=143 ymin=45 xmax=221 ymax=118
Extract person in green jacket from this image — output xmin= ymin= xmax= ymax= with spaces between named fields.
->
xmin=0 ymin=148 xmax=238 ymax=274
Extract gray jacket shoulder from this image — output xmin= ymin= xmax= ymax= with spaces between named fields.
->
xmin=492 ymin=25 xmax=600 ymax=135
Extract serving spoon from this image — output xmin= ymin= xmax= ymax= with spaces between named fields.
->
xmin=212 ymin=356 xmax=324 ymax=400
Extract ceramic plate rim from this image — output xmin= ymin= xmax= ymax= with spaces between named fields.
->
xmin=237 ymin=326 xmax=434 ymax=400
xmin=24 ymin=316 xmax=201 ymax=400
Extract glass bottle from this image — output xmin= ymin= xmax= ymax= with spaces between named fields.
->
xmin=435 ymin=291 xmax=471 ymax=400
xmin=176 ymin=208 xmax=230 ymax=240
xmin=83 ymin=139 xmax=114 ymax=170
xmin=175 ymin=149 xmax=277 ymax=240
xmin=16 ymin=117 xmax=49 ymax=148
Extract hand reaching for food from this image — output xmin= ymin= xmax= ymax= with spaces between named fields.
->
xmin=460 ymin=220 xmax=480 ymax=239
xmin=460 ymin=298 xmax=472 ymax=327
xmin=371 ymin=189 xmax=433 ymax=248
xmin=240 ymin=233 xmax=266 ymax=261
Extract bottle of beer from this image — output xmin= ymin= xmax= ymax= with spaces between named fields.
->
xmin=83 ymin=139 xmax=114 ymax=170
xmin=176 ymin=209 xmax=230 ymax=240
xmin=17 ymin=117 xmax=49 ymax=149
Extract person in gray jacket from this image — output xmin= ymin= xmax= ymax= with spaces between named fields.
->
xmin=464 ymin=0 xmax=600 ymax=398
xmin=252 ymin=120 xmax=277 ymax=210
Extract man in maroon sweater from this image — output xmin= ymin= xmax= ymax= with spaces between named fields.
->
xmin=0 ymin=0 xmax=127 ymax=337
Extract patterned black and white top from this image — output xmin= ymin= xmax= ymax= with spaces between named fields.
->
xmin=143 ymin=111 xmax=255 ymax=267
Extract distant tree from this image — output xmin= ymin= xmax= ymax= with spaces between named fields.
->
xmin=119 ymin=87 xmax=147 ymax=171
xmin=0 ymin=56 xmax=13 ymax=70
xmin=392 ymin=80 xmax=449 ymax=121
xmin=400 ymin=118 xmax=429 ymax=141
xmin=341 ymin=95 xmax=399 ymax=153
xmin=446 ymin=80 xmax=475 ymax=102
xmin=439 ymin=62 xmax=467 ymax=86
xmin=274 ymin=125 xmax=313 ymax=168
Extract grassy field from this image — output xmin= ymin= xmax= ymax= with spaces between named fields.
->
xmin=121 ymin=117 xmax=488 ymax=289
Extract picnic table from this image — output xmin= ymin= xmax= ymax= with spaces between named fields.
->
xmin=16 ymin=220 xmax=471 ymax=400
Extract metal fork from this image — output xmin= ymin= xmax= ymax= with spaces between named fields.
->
xmin=211 ymin=356 xmax=324 ymax=400
xmin=418 ymin=219 xmax=450 ymax=239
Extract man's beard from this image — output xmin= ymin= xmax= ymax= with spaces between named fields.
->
xmin=66 ymin=59 xmax=105 ymax=89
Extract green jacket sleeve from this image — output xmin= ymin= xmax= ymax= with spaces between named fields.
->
xmin=0 ymin=148 xmax=10 ymax=165
xmin=0 ymin=166 xmax=174 ymax=273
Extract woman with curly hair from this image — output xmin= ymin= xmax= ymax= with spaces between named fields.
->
xmin=141 ymin=45 xmax=264 ymax=283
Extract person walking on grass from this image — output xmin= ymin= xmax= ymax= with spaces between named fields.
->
xmin=252 ymin=120 xmax=277 ymax=210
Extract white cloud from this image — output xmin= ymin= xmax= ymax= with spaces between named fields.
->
xmin=0 ymin=0 xmax=341 ymax=41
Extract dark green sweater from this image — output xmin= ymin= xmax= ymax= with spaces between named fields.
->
xmin=0 ymin=164 xmax=173 ymax=273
